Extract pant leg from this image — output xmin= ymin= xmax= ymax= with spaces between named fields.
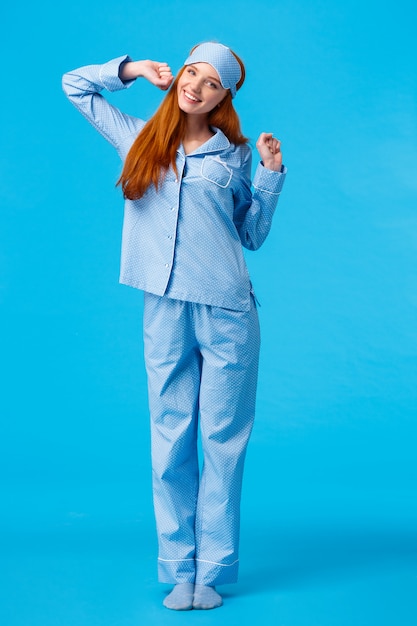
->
xmin=193 ymin=298 xmax=260 ymax=585
xmin=143 ymin=293 xmax=201 ymax=584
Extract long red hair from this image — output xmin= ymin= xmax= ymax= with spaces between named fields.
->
xmin=117 ymin=46 xmax=247 ymax=200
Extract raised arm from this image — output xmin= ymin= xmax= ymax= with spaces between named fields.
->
xmin=233 ymin=139 xmax=287 ymax=251
xmin=62 ymin=55 xmax=173 ymax=155
xmin=119 ymin=59 xmax=173 ymax=88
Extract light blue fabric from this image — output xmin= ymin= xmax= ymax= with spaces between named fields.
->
xmin=183 ymin=42 xmax=241 ymax=98
xmin=62 ymin=55 xmax=286 ymax=586
xmin=62 ymin=55 xmax=287 ymax=313
xmin=143 ymin=293 xmax=260 ymax=585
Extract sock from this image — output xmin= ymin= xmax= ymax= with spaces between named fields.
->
xmin=193 ymin=585 xmax=223 ymax=610
xmin=163 ymin=583 xmax=194 ymax=611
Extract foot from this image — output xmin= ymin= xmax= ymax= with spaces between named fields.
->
xmin=163 ymin=583 xmax=194 ymax=611
xmin=193 ymin=585 xmax=223 ymax=610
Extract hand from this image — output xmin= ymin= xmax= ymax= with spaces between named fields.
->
xmin=140 ymin=60 xmax=174 ymax=90
xmin=256 ymin=132 xmax=283 ymax=171
xmin=120 ymin=60 xmax=174 ymax=90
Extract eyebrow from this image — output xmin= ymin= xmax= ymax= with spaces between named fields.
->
xmin=188 ymin=64 xmax=221 ymax=85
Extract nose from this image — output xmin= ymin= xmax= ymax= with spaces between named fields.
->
xmin=189 ymin=74 xmax=202 ymax=93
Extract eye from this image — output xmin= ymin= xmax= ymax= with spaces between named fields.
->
xmin=206 ymin=81 xmax=218 ymax=89
xmin=187 ymin=68 xmax=196 ymax=75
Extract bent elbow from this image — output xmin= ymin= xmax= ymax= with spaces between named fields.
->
xmin=241 ymin=234 xmax=264 ymax=251
xmin=61 ymin=72 xmax=75 ymax=98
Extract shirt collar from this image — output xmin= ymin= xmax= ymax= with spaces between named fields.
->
xmin=177 ymin=127 xmax=231 ymax=157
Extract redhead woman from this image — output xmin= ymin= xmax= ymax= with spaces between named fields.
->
xmin=62 ymin=41 xmax=286 ymax=611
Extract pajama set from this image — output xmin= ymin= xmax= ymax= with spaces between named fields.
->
xmin=62 ymin=55 xmax=287 ymax=586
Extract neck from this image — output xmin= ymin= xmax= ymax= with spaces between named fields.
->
xmin=181 ymin=113 xmax=216 ymax=155
xmin=184 ymin=114 xmax=213 ymax=141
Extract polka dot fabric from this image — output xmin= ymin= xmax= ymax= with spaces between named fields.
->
xmin=62 ymin=55 xmax=287 ymax=587
xmin=183 ymin=42 xmax=242 ymax=98
xmin=62 ymin=55 xmax=287 ymax=313
xmin=143 ymin=293 xmax=260 ymax=585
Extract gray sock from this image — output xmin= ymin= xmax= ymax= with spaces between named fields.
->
xmin=163 ymin=583 xmax=195 ymax=611
xmin=193 ymin=585 xmax=223 ymax=610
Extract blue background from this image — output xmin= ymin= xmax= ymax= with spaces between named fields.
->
xmin=1 ymin=1 xmax=416 ymax=624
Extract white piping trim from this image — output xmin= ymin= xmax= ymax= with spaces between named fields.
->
xmin=196 ymin=558 xmax=239 ymax=567
xmin=157 ymin=557 xmax=239 ymax=567
xmin=252 ymin=184 xmax=281 ymax=195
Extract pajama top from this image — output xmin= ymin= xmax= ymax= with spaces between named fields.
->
xmin=62 ymin=55 xmax=287 ymax=312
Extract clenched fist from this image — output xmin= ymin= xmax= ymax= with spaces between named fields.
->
xmin=256 ymin=132 xmax=283 ymax=171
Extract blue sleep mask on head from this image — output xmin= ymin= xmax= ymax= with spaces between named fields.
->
xmin=183 ymin=42 xmax=242 ymax=98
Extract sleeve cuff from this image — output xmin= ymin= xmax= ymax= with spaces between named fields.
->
xmin=98 ymin=54 xmax=135 ymax=92
xmin=252 ymin=163 xmax=287 ymax=194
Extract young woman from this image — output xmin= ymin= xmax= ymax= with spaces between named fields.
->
xmin=62 ymin=41 xmax=286 ymax=611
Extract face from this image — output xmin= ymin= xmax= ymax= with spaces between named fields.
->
xmin=177 ymin=63 xmax=228 ymax=116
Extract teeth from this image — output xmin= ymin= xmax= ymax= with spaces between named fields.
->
xmin=185 ymin=91 xmax=199 ymax=102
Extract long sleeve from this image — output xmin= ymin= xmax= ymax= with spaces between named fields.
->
xmin=62 ymin=55 xmax=144 ymax=154
xmin=62 ymin=59 xmax=287 ymax=311
xmin=233 ymin=147 xmax=287 ymax=251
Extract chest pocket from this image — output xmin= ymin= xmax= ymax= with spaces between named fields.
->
xmin=200 ymin=156 xmax=233 ymax=188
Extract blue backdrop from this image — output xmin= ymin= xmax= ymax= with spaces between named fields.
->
xmin=1 ymin=1 xmax=416 ymax=624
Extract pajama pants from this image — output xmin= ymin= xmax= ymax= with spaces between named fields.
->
xmin=143 ymin=292 xmax=260 ymax=586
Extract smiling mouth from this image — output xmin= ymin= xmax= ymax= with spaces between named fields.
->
xmin=183 ymin=90 xmax=201 ymax=103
